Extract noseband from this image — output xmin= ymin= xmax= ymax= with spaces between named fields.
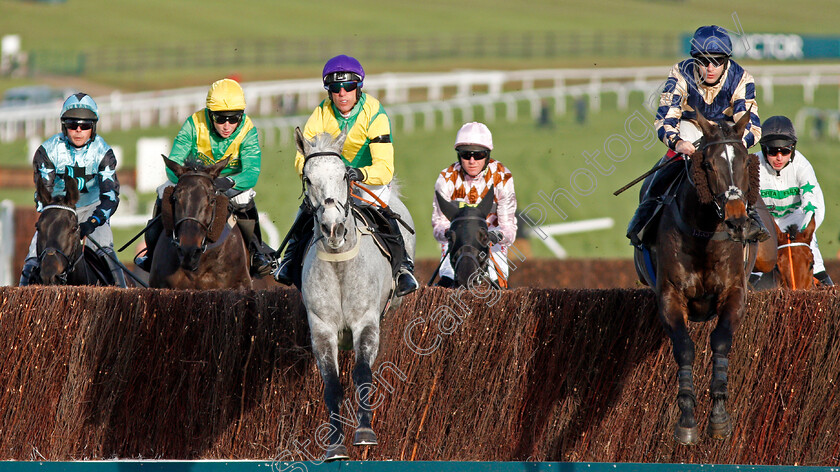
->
xmin=38 ymin=204 xmax=84 ymax=284
xmin=697 ymin=138 xmax=749 ymax=219
xmin=302 ymin=150 xmax=352 ymax=225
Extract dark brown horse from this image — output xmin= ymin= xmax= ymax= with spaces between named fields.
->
xmin=642 ymin=112 xmax=761 ymax=445
xmin=775 ymin=218 xmax=816 ymax=290
xmin=433 ymin=187 xmax=500 ymax=289
xmin=149 ymin=156 xmax=251 ymax=289
xmin=34 ymin=175 xmax=113 ymax=286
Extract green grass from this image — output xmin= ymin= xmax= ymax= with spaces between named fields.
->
xmin=2 ymin=0 xmax=840 ymax=91
xmin=4 ymin=84 xmax=838 ymax=263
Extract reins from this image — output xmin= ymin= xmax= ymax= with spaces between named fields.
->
xmin=38 ymin=204 xmax=85 ymax=283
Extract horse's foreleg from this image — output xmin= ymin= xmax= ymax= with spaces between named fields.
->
xmin=352 ymin=323 xmax=380 ymax=446
xmin=311 ymin=328 xmax=348 ymax=461
xmin=707 ymin=300 xmax=740 ymax=440
xmin=660 ymin=295 xmax=699 ymax=445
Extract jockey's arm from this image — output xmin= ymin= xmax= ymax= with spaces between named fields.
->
xmin=431 ymin=174 xmax=452 ymax=244
xmin=654 ymin=65 xmax=690 ymax=152
xmin=226 ymin=128 xmax=261 ymax=190
xmin=796 ymin=157 xmax=825 ymax=229
xmin=730 ymin=71 xmax=761 ymax=148
xmin=493 ymin=175 xmax=518 ymax=246
xmin=357 ymin=113 xmax=394 ymax=186
xmin=90 ymin=148 xmax=120 ymax=225
xmin=166 ymin=118 xmax=198 ymax=183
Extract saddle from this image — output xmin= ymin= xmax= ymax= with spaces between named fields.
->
xmin=350 ymin=202 xmax=404 ymax=279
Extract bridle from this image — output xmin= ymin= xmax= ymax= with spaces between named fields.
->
xmin=448 ymin=215 xmax=493 ymax=283
xmin=777 ymin=233 xmax=813 ymax=290
xmin=302 ymin=151 xmax=352 ymax=250
xmin=696 ymin=137 xmax=749 ymax=219
xmin=38 ymin=204 xmax=84 ymax=284
xmin=171 ymin=172 xmax=219 ymax=253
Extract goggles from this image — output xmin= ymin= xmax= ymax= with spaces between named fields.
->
xmin=63 ymin=119 xmax=94 ymax=131
xmin=326 ymin=81 xmax=359 ymax=94
xmin=767 ymin=146 xmax=793 ymax=156
xmin=693 ymin=54 xmax=728 ymax=68
xmin=211 ymin=112 xmax=243 ymax=124
xmin=458 ymin=150 xmax=489 ymax=161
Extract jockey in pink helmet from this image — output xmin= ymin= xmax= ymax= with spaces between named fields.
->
xmin=431 ymin=122 xmax=518 ymax=288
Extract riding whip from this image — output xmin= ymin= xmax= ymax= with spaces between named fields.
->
xmin=86 ymin=235 xmax=150 ymax=287
xmin=613 ymin=153 xmax=683 ymax=196
xmin=118 ymin=214 xmax=161 ymax=252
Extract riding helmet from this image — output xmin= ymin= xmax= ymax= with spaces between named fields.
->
xmin=206 ymin=78 xmax=246 ymax=112
xmin=690 ymin=25 xmax=733 ymax=58
xmin=322 ymin=54 xmax=365 ymax=87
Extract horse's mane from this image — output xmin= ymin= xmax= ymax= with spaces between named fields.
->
xmin=690 ymin=121 xmax=760 ymax=206
xmin=183 ymin=156 xmax=214 ymax=173
xmin=784 ymin=224 xmax=800 ymax=238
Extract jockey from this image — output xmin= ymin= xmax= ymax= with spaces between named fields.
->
xmin=19 ymin=93 xmax=126 ymax=287
xmin=753 ymin=115 xmax=833 ymax=286
xmin=134 ymin=78 xmax=275 ymax=277
xmin=431 ymin=122 xmax=518 ymax=288
xmin=273 ymin=54 xmax=419 ymax=297
xmin=626 ymin=25 xmax=769 ymax=246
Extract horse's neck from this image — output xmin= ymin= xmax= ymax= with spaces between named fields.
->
xmin=677 ymin=180 xmax=721 ymax=231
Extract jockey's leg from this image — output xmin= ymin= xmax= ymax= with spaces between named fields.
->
xmin=19 ymin=257 xmax=39 ymax=286
xmin=273 ymin=205 xmax=314 ymax=286
xmin=235 ymin=204 xmax=276 ymax=277
xmin=19 ymin=233 xmax=39 ymax=286
xmin=85 ymin=219 xmax=126 ymax=288
xmin=626 ymin=153 xmax=683 ymax=247
xmin=386 ymin=215 xmax=419 ymax=297
xmin=134 ymin=198 xmax=163 ymax=272
xmin=811 ymin=235 xmax=834 ymax=286
xmin=744 ymin=206 xmax=771 ymax=242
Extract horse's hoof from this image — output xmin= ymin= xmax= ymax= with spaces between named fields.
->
xmin=707 ymin=419 xmax=732 ymax=440
xmin=674 ymin=425 xmax=700 ymax=445
xmin=354 ymin=427 xmax=378 ymax=446
xmin=323 ymin=444 xmax=349 ymax=461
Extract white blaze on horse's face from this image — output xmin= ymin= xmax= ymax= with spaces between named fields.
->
xmin=721 ymin=144 xmax=743 ymax=201
xmin=306 ymin=156 xmax=349 ymax=250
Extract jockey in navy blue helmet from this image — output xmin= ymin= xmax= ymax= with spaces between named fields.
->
xmin=625 ymin=25 xmax=769 ymax=247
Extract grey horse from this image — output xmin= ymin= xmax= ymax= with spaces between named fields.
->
xmin=295 ymin=127 xmax=415 ymax=460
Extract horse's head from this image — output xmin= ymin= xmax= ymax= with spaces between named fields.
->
xmin=691 ymin=111 xmax=759 ymax=242
xmin=295 ymin=127 xmax=351 ymax=250
xmin=163 ymin=155 xmax=230 ymax=271
xmin=775 ymin=218 xmax=816 ymax=289
xmin=35 ymin=174 xmax=82 ymax=285
xmin=435 ymin=187 xmax=495 ymax=287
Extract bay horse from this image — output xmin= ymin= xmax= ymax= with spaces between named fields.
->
xmin=33 ymin=174 xmax=113 ymax=286
xmin=641 ymin=112 xmax=761 ymax=445
xmin=149 ymin=156 xmax=251 ymax=289
xmin=296 ymin=127 xmax=415 ymax=460
xmin=433 ymin=188 xmax=501 ymax=289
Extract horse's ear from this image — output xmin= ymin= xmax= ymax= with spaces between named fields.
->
xmin=733 ymin=105 xmax=753 ymax=138
xmin=774 ymin=218 xmax=785 ymax=241
xmin=208 ymin=156 xmax=232 ymax=179
xmin=477 ymin=186 xmax=495 ymax=216
xmin=336 ymin=127 xmax=348 ymax=150
xmin=162 ymin=154 xmax=186 ymax=178
xmin=36 ymin=175 xmax=52 ymax=206
xmin=802 ymin=216 xmax=817 ymax=241
xmin=62 ymin=174 xmax=79 ymax=206
xmin=695 ymin=110 xmax=715 ymax=137
xmin=294 ymin=127 xmax=308 ymax=157
xmin=435 ymin=191 xmax=460 ymax=221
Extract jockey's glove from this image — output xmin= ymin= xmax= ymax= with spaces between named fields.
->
xmin=346 ymin=167 xmax=365 ymax=182
xmin=79 ymin=217 xmax=99 ymax=238
xmin=214 ymin=177 xmax=235 ymax=192
xmin=488 ymin=229 xmax=504 ymax=244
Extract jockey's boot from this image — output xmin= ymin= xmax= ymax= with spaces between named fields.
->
xmin=387 ymin=216 xmax=419 ymax=297
xmin=744 ymin=206 xmax=771 ymax=242
xmin=18 ymin=257 xmax=39 ymax=286
xmin=134 ymin=200 xmax=163 ymax=272
xmin=102 ymin=248 xmax=128 ymax=288
xmin=273 ymin=208 xmax=313 ymax=286
xmin=815 ymin=270 xmax=834 ymax=286
xmin=236 ymin=207 xmax=276 ymax=277
xmin=626 ymin=198 xmax=658 ymax=247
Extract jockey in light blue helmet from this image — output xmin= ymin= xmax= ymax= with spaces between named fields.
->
xmin=60 ymin=93 xmax=100 ymax=146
